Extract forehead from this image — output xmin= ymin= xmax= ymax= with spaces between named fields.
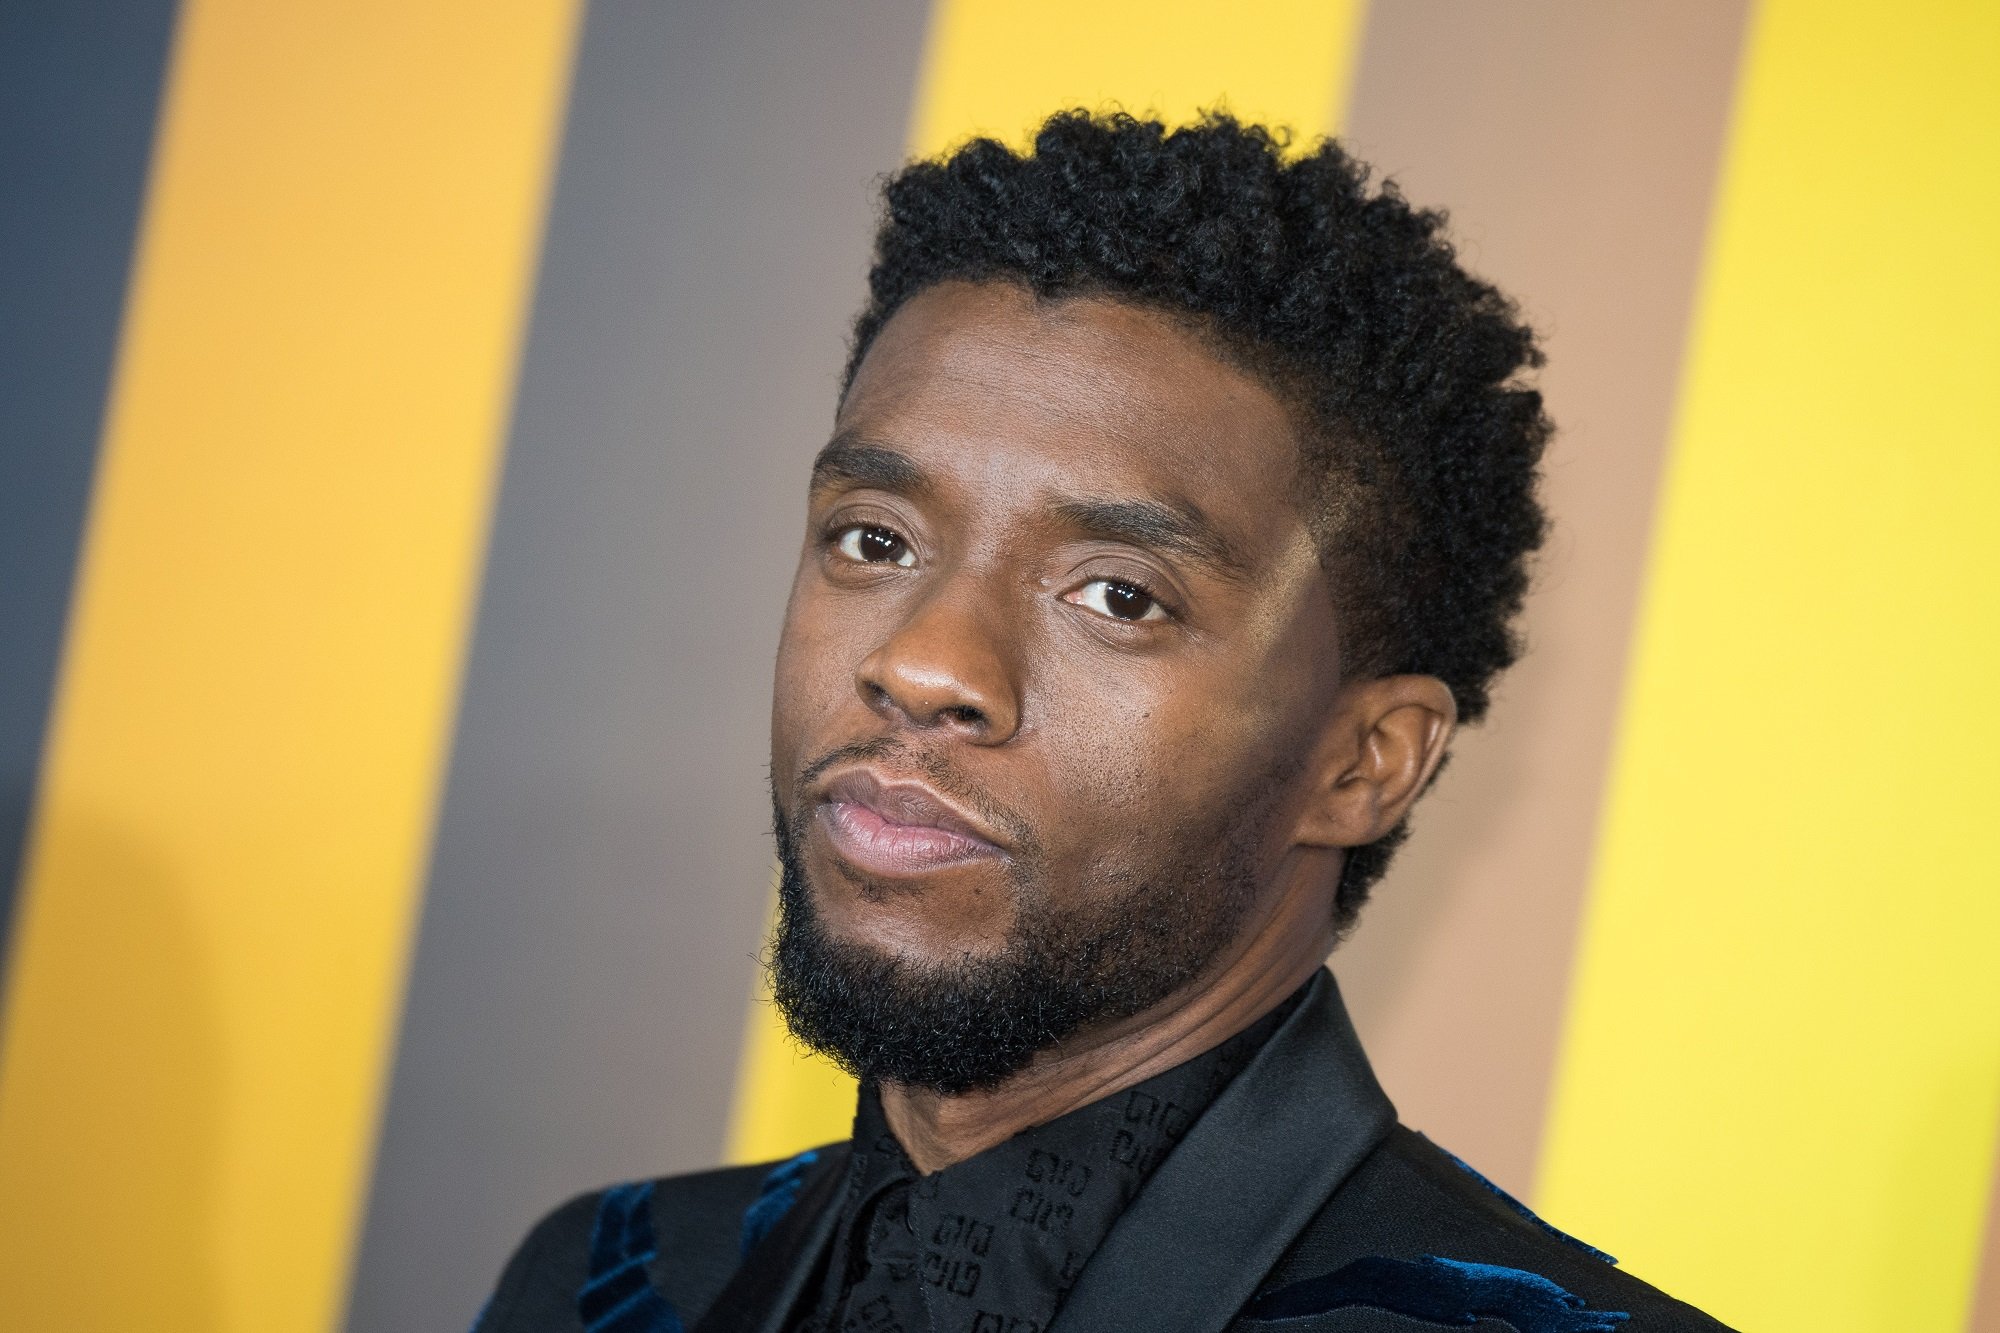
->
xmin=836 ymin=282 xmax=1302 ymax=531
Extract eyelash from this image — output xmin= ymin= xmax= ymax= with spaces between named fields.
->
xmin=824 ymin=521 xmax=1175 ymax=624
xmin=830 ymin=521 xmax=915 ymax=568
xmin=1069 ymin=575 xmax=1170 ymax=623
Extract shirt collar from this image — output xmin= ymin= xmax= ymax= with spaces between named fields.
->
xmin=809 ymin=983 xmax=1308 ymax=1331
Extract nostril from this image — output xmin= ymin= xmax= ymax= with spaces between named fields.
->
xmin=942 ymin=705 xmax=985 ymax=728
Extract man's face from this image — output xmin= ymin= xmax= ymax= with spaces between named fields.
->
xmin=768 ymin=281 xmax=1346 ymax=1091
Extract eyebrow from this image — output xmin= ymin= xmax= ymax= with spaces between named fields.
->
xmin=809 ymin=436 xmax=928 ymax=495
xmin=810 ymin=433 xmax=1249 ymax=581
xmin=1052 ymin=496 xmax=1251 ymax=582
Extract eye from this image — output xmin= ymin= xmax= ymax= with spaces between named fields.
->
xmin=1068 ymin=578 xmax=1167 ymax=623
xmin=834 ymin=523 xmax=916 ymax=567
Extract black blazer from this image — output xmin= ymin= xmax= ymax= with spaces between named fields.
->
xmin=477 ymin=971 xmax=1731 ymax=1332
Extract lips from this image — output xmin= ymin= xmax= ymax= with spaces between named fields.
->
xmin=814 ymin=768 xmax=1006 ymax=877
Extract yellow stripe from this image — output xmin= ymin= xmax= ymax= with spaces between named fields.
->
xmin=0 ymin=4 xmax=579 ymax=1329
xmin=1537 ymin=3 xmax=2000 ymax=1330
xmin=908 ymin=0 xmax=1366 ymax=158
xmin=725 ymin=0 xmax=1371 ymax=1167
xmin=724 ymin=883 xmax=866 ymax=1166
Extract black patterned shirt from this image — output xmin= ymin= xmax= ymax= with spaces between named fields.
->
xmin=793 ymin=989 xmax=1304 ymax=1333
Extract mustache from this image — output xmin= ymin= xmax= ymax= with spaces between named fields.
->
xmin=792 ymin=736 xmax=1041 ymax=859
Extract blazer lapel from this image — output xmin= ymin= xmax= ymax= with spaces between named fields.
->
xmin=691 ymin=1144 xmax=849 ymax=1333
xmin=1049 ymin=968 xmax=1396 ymax=1333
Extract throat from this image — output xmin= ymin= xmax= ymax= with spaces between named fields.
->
xmin=877 ymin=949 xmax=1323 ymax=1174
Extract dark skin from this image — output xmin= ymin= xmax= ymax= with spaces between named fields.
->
xmin=770 ymin=281 xmax=1455 ymax=1173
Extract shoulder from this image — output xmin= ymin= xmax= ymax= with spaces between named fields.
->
xmin=1236 ymin=1126 xmax=1734 ymax=1332
xmin=473 ymin=1148 xmax=845 ymax=1333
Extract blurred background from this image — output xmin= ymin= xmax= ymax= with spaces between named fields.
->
xmin=1 ymin=1 xmax=1995 ymax=1330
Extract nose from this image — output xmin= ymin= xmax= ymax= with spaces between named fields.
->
xmin=855 ymin=578 xmax=1021 ymax=744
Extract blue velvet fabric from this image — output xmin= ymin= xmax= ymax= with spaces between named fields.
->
xmin=1245 ymin=1254 xmax=1631 ymax=1332
xmin=738 ymin=1148 xmax=820 ymax=1258
xmin=1441 ymin=1150 xmax=1616 ymax=1266
xmin=565 ymin=1150 xmax=819 ymax=1333
xmin=578 ymin=1182 xmax=685 ymax=1333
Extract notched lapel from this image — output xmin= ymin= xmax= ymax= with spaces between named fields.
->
xmin=1050 ymin=970 xmax=1398 ymax=1333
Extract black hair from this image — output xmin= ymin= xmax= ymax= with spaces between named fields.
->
xmin=845 ymin=111 xmax=1550 ymax=928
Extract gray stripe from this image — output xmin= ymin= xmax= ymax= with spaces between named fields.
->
xmin=0 ymin=0 xmax=180 ymax=980
xmin=342 ymin=1 xmax=931 ymax=1328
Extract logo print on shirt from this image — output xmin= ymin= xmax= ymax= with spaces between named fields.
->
xmin=970 ymin=1315 xmax=1043 ymax=1333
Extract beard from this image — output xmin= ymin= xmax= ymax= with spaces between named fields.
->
xmin=767 ymin=748 xmax=1297 ymax=1095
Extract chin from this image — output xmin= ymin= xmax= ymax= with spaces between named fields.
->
xmin=803 ymin=846 xmax=1018 ymax=964
xmin=768 ymin=789 xmax=1255 ymax=1092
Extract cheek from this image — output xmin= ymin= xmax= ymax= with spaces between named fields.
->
xmin=1031 ymin=654 xmax=1285 ymax=867
xmin=771 ymin=574 xmax=855 ymax=764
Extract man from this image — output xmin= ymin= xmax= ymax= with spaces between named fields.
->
xmin=477 ymin=112 xmax=1727 ymax=1332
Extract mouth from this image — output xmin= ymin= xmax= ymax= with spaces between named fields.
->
xmin=812 ymin=767 xmax=1008 ymax=878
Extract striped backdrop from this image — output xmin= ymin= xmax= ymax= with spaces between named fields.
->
xmin=1 ymin=3 xmax=1994 ymax=1331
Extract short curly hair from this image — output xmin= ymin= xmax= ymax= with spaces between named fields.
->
xmin=844 ymin=111 xmax=1550 ymax=926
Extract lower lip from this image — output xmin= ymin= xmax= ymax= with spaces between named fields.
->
xmin=815 ymin=800 xmax=1002 ymax=877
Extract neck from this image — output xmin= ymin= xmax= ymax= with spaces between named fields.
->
xmin=878 ymin=848 xmax=1341 ymax=1174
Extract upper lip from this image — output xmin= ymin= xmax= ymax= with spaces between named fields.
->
xmin=817 ymin=766 xmax=1008 ymax=853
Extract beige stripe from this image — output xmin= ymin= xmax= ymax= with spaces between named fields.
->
xmin=1331 ymin=0 xmax=1748 ymax=1194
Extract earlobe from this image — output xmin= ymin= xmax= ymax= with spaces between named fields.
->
xmin=1293 ymin=675 xmax=1457 ymax=849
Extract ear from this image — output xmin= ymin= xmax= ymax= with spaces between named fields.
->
xmin=1292 ymin=675 xmax=1457 ymax=849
